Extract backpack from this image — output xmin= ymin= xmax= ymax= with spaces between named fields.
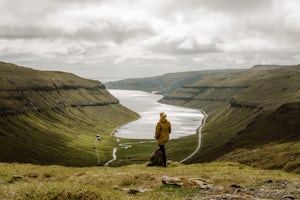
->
xmin=148 ymin=148 xmax=164 ymax=166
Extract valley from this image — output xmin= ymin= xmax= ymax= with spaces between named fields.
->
xmin=0 ymin=62 xmax=299 ymax=199
xmin=106 ymin=64 xmax=300 ymax=173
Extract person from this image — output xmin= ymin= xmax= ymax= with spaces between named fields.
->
xmin=155 ymin=112 xmax=171 ymax=167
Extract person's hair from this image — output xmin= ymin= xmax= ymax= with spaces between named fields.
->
xmin=160 ymin=112 xmax=167 ymax=119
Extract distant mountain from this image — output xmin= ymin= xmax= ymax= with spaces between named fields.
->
xmin=107 ymin=64 xmax=300 ymax=173
xmin=105 ymin=69 xmax=244 ymax=95
xmin=0 ymin=62 xmax=138 ymax=166
xmin=251 ymin=64 xmax=299 ymax=69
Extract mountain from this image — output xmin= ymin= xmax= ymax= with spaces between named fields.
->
xmin=0 ymin=62 xmax=138 ymax=166
xmin=105 ymin=69 xmax=244 ymax=95
xmin=107 ymin=64 xmax=300 ymax=173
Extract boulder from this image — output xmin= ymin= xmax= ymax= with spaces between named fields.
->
xmin=162 ymin=175 xmax=214 ymax=189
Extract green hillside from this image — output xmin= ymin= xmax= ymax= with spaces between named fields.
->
xmin=107 ymin=65 xmax=300 ymax=173
xmin=105 ymin=69 xmax=243 ymax=95
xmin=160 ymin=65 xmax=300 ymax=173
xmin=0 ymin=62 xmax=139 ymax=166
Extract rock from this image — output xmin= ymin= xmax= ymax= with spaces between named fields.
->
xmin=162 ymin=175 xmax=182 ymax=187
xmin=25 ymin=192 xmax=31 ymax=198
xmin=127 ymin=187 xmax=151 ymax=194
xmin=26 ymin=173 xmax=39 ymax=178
xmin=230 ymin=184 xmax=244 ymax=189
xmin=265 ymin=180 xmax=273 ymax=183
xmin=162 ymin=175 xmax=214 ymax=189
xmin=114 ymin=186 xmax=152 ymax=194
xmin=7 ymin=175 xmax=24 ymax=183
xmin=127 ymin=188 xmax=139 ymax=194
xmin=13 ymin=175 xmax=24 ymax=180
xmin=282 ymin=195 xmax=296 ymax=200
xmin=188 ymin=178 xmax=214 ymax=189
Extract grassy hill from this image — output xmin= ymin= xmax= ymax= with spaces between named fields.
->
xmin=105 ymin=69 xmax=243 ymax=95
xmin=0 ymin=162 xmax=299 ymax=199
xmin=0 ymin=62 xmax=139 ymax=166
xmin=107 ymin=65 xmax=300 ymax=173
xmin=161 ymin=65 xmax=300 ymax=173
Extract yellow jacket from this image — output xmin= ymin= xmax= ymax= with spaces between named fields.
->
xmin=155 ymin=118 xmax=171 ymax=145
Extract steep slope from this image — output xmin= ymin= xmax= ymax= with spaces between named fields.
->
xmin=0 ymin=62 xmax=138 ymax=166
xmin=218 ymin=101 xmax=300 ymax=173
xmin=160 ymin=65 xmax=300 ymax=173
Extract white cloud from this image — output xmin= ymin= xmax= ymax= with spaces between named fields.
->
xmin=0 ymin=0 xmax=299 ymax=80
xmin=178 ymin=38 xmax=194 ymax=50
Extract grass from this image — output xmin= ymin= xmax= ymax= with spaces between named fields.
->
xmin=105 ymin=69 xmax=244 ymax=95
xmin=106 ymin=65 xmax=300 ymax=173
xmin=0 ymin=162 xmax=299 ymax=200
xmin=1 ymin=62 xmax=300 ymax=198
xmin=0 ymin=105 xmax=138 ymax=166
xmin=108 ymin=132 xmax=199 ymax=166
xmin=158 ymin=65 xmax=300 ymax=173
xmin=0 ymin=62 xmax=139 ymax=166
xmin=217 ymin=102 xmax=300 ymax=173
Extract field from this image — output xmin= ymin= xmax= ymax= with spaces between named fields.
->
xmin=1 ymin=162 xmax=299 ymax=200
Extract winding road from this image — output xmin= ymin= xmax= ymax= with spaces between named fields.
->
xmin=179 ymin=109 xmax=207 ymax=163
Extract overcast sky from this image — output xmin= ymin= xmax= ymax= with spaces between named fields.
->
xmin=1 ymin=0 xmax=300 ymax=81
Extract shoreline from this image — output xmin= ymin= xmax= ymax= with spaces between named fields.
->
xmin=106 ymin=92 xmax=207 ymax=165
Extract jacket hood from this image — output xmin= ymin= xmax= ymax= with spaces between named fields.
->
xmin=160 ymin=118 xmax=168 ymax=123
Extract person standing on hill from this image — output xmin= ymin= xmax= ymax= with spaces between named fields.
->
xmin=155 ymin=112 xmax=171 ymax=167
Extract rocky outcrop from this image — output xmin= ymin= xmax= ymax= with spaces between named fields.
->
xmin=229 ymin=99 xmax=263 ymax=109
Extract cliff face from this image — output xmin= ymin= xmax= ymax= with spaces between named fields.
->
xmin=0 ymin=62 xmax=138 ymax=166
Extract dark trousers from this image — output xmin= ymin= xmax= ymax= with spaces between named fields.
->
xmin=159 ymin=145 xmax=167 ymax=167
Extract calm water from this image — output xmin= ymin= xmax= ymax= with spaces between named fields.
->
xmin=108 ymin=89 xmax=204 ymax=139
